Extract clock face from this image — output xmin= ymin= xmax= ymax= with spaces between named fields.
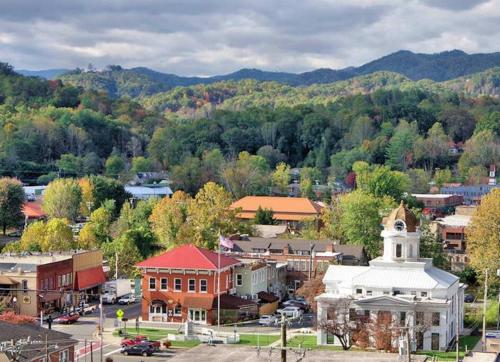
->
xmin=394 ymin=220 xmax=406 ymax=231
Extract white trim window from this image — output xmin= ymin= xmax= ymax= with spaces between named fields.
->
xmin=236 ymin=274 xmax=243 ymax=286
xmin=149 ymin=277 xmax=156 ymax=290
xmin=188 ymin=279 xmax=196 ymax=292
xmin=59 ymin=349 xmax=69 ymax=362
xmin=200 ymin=279 xmax=208 ymax=293
xmin=160 ymin=278 xmax=168 ymax=290
xmin=174 ymin=306 xmax=182 ymax=316
xmin=174 ymin=278 xmax=182 ymax=291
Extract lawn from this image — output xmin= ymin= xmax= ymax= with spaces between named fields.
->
xmin=113 ymin=327 xmax=178 ymax=341
xmin=464 ymin=300 xmax=499 ymax=328
xmin=238 ymin=334 xmax=280 ymax=346
xmin=415 ymin=335 xmax=481 ymax=361
xmin=286 ymin=335 xmax=343 ymax=350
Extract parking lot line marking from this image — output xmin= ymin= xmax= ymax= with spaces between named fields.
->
xmin=104 ymin=347 xmax=122 ymax=357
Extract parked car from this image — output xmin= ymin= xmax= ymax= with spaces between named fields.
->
xmin=282 ymin=300 xmax=308 ymax=311
xmin=121 ymin=336 xmax=161 ymax=349
xmin=75 ymin=303 xmax=97 ymax=315
xmin=121 ymin=344 xmax=154 ymax=357
xmin=277 ymin=306 xmax=303 ymax=318
xmin=118 ymin=294 xmax=136 ymax=305
xmin=55 ymin=312 xmax=80 ymax=324
xmin=464 ymin=294 xmax=475 ymax=303
xmin=258 ymin=314 xmax=277 ymax=326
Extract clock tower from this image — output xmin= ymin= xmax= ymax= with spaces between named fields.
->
xmin=381 ymin=201 xmax=420 ymax=262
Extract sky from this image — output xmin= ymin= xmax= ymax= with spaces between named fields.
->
xmin=0 ymin=0 xmax=499 ymax=75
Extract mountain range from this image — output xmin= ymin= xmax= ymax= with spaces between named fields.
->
xmin=16 ymin=49 xmax=500 ymax=98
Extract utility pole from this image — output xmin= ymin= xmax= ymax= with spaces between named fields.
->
xmin=482 ymin=269 xmax=488 ymax=352
xmin=45 ymin=334 xmax=48 ymax=361
xmin=406 ymin=326 xmax=411 ymax=362
xmin=115 ymin=251 xmax=119 ymax=280
xmin=456 ymin=293 xmax=459 ymax=362
xmin=281 ymin=314 xmax=287 ymax=362
xmin=99 ymin=294 xmax=104 ymax=362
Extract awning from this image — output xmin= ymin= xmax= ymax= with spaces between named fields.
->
xmin=181 ymin=295 xmax=214 ymax=310
xmin=0 ymin=275 xmax=17 ymax=285
xmin=75 ymin=266 xmax=106 ymax=290
xmin=214 ymin=294 xmax=258 ymax=310
xmin=257 ymin=291 xmax=279 ymax=303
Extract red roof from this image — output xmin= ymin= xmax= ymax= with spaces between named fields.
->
xmin=136 ymin=244 xmax=241 ymax=270
xmin=22 ymin=201 xmax=46 ymax=219
xmin=75 ymin=266 xmax=106 ymax=290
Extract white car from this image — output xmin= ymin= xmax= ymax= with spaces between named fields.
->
xmin=118 ymin=294 xmax=136 ymax=305
xmin=258 ymin=315 xmax=277 ymax=326
xmin=277 ymin=306 xmax=303 ymax=318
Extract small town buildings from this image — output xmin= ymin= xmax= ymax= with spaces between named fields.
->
xmin=136 ymin=245 xmax=257 ymax=325
xmin=228 ymin=237 xmax=366 ymax=292
xmin=22 ymin=200 xmax=47 ymax=223
xmin=125 ymin=185 xmax=173 ymax=200
xmin=0 ymin=250 xmax=104 ymax=316
xmin=0 ymin=320 xmax=77 ymax=362
xmin=412 ymin=194 xmax=464 ymax=215
xmin=316 ymin=202 xmax=465 ymax=351
xmin=440 ymin=184 xmax=498 ymax=205
xmin=229 ymin=196 xmax=322 ymax=228
xmin=433 ymin=210 xmax=473 ymax=272
xmin=233 ymin=261 xmax=268 ymax=300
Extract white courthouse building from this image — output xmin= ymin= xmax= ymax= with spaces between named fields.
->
xmin=316 ymin=202 xmax=465 ymax=351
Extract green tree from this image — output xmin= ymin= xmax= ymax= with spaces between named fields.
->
xmin=407 ymin=169 xmax=431 ymax=194
xmin=340 ymin=190 xmax=385 ymax=258
xmin=353 ymin=163 xmax=410 ymax=201
xmin=57 ymin=154 xmax=84 ymax=176
xmin=300 ymin=177 xmax=314 ymax=199
xmin=319 ymin=197 xmax=344 ymax=242
xmin=42 ymin=178 xmax=82 ymax=221
xmin=103 ymin=234 xmax=142 ymax=278
xmin=272 ymin=162 xmax=291 ymax=195
xmin=221 ymin=152 xmax=270 ymax=198
xmin=457 ymin=130 xmax=499 ymax=178
xmin=89 ymin=175 xmax=129 ymax=213
xmin=433 ymin=168 xmax=453 ymax=188
xmin=254 ymin=207 xmax=275 ymax=225
xmin=19 ymin=221 xmax=45 ymax=251
xmin=105 ymin=154 xmax=126 ymax=178
xmin=171 ymin=156 xmax=202 ymax=195
xmin=414 ymin=122 xmax=449 ymax=170
xmin=0 ymin=178 xmax=25 ymax=235
xmin=385 ymin=121 xmax=417 ymax=171
xmin=131 ymin=156 xmax=155 ymax=173
xmin=475 ymin=111 xmax=500 ymax=136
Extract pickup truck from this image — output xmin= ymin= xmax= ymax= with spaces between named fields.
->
xmin=75 ymin=303 xmax=97 ymax=315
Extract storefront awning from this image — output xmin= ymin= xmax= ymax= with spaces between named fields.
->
xmin=0 ymin=275 xmax=17 ymax=285
xmin=75 ymin=266 xmax=106 ymax=290
xmin=181 ymin=294 xmax=214 ymax=310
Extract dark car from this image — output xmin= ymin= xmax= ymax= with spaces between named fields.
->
xmin=464 ymin=294 xmax=475 ymax=303
xmin=121 ymin=343 xmax=154 ymax=357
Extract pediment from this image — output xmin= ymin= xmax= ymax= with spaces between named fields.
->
xmin=354 ymin=295 xmax=416 ymax=307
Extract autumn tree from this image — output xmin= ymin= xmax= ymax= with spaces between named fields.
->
xmin=78 ymin=177 xmax=95 ymax=217
xmin=19 ymin=221 xmax=46 ymax=251
xmin=319 ymin=197 xmax=344 ymax=242
xmin=433 ymin=168 xmax=453 ymax=188
xmin=221 ymin=152 xmax=270 ymax=198
xmin=272 ymin=162 xmax=291 ymax=195
xmin=149 ymin=191 xmax=192 ymax=249
xmin=102 ymin=233 xmax=142 ymax=278
xmin=40 ymin=218 xmax=74 ymax=251
xmin=295 ymin=273 xmax=325 ymax=312
xmin=254 ymin=207 xmax=275 ymax=225
xmin=414 ymin=122 xmax=450 ymax=170
xmin=466 ymin=189 xmax=500 ymax=289
xmin=42 ymin=178 xmax=82 ymax=221
xmin=0 ymin=178 xmax=25 ymax=235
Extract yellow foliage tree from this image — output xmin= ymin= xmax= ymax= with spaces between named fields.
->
xmin=79 ymin=178 xmax=95 ymax=217
xmin=466 ymin=189 xmax=500 ymax=287
xmin=19 ymin=221 xmax=46 ymax=251
xmin=40 ymin=218 xmax=74 ymax=251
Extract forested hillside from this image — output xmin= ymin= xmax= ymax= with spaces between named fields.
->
xmin=57 ymin=50 xmax=500 ymax=98
xmin=0 ymin=60 xmax=498 ymax=197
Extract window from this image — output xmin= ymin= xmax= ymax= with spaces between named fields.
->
xmin=356 ymin=288 xmax=362 ymax=294
xmin=366 ymin=290 xmax=372 ymax=296
xmin=200 ymin=279 xmax=207 ymax=293
xmin=416 ymin=311 xmax=424 ymax=325
xmin=400 ymin=311 xmax=406 ymax=325
xmin=22 ymin=280 xmax=28 ymax=293
xmin=59 ymin=349 xmax=69 ymax=362
xmin=160 ymin=278 xmax=167 ymax=290
xmin=383 ymin=291 xmax=390 ymax=295
xmin=421 ymin=291 xmax=428 ymax=298
xmin=174 ymin=278 xmax=182 ymax=291
xmin=174 ymin=306 xmax=182 ymax=316
xmin=364 ymin=310 xmax=370 ymax=318
xmin=327 ymin=332 xmax=335 ymax=344
xmin=188 ymin=279 xmax=196 ymax=292
xmin=432 ymin=312 xmax=440 ymax=326
xmin=396 ymin=244 xmax=402 ymax=258
xmin=349 ymin=308 xmax=356 ymax=320
xmin=416 ymin=331 xmax=424 ymax=350
xmin=236 ymin=274 xmax=243 ymax=286
xmin=149 ymin=278 xmax=156 ymax=290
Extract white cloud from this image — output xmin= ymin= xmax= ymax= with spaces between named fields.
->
xmin=0 ymin=0 xmax=498 ymax=74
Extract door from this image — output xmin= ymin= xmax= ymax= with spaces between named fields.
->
xmin=431 ymin=333 xmax=439 ymax=350
xmin=188 ymin=308 xmax=207 ymax=324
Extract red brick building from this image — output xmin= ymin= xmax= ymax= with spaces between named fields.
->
xmin=137 ymin=245 xmax=257 ymax=325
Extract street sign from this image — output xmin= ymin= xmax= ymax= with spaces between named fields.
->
xmin=116 ymin=309 xmax=124 ymax=321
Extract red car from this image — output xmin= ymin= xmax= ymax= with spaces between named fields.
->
xmin=121 ymin=335 xmax=161 ymax=349
xmin=55 ymin=312 xmax=80 ymax=324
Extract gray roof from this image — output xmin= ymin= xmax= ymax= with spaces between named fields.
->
xmin=0 ymin=321 xmax=77 ymax=361
xmin=0 ymin=263 xmax=37 ymax=272
xmin=332 ymin=245 xmax=366 ymax=261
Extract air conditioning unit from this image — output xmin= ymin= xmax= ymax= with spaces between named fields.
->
xmin=229 ymin=288 xmax=237 ymax=295
xmin=241 ymin=295 xmax=248 ymax=300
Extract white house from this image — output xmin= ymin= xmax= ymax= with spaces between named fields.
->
xmin=125 ymin=185 xmax=173 ymax=200
xmin=316 ymin=202 xmax=465 ymax=352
